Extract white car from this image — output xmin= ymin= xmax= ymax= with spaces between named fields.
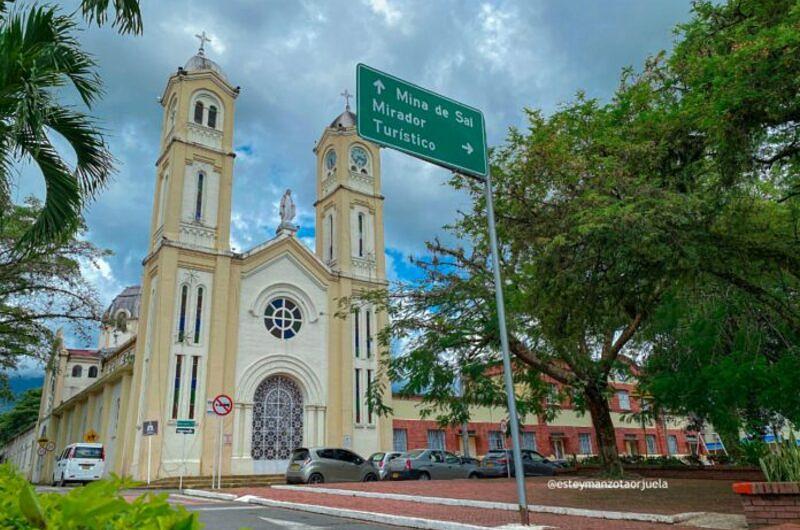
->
xmin=52 ymin=443 xmax=105 ymax=486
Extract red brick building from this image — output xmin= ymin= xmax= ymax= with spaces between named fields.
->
xmin=390 ymin=379 xmax=700 ymax=460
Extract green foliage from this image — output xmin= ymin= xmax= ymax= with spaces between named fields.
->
xmin=581 ymin=455 xmax=690 ymax=468
xmin=760 ymin=435 xmax=800 ymax=482
xmin=0 ymin=4 xmax=114 ymax=248
xmin=0 ymin=0 xmax=141 ymax=249
xmin=0 ymin=464 xmax=202 ymax=529
xmin=736 ymin=439 xmax=771 ymax=467
xmin=0 ymin=387 xmax=41 ymax=445
xmin=0 ymin=200 xmax=107 ymax=397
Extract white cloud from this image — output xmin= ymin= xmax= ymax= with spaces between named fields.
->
xmin=364 ymin=0 xmax=402 ymax=26
xmin=79 ymin=256 xmax=122 ymax=311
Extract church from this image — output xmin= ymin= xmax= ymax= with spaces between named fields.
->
xmin=27 ymin=39 xmax=393 ymax=482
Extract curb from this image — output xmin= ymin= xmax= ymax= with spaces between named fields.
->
xmin=272 ymin=485 xmax=678 ymax=524
xmin=237 ymin=494 xmax=551 ymax=530
xmin=182 ymin=488 xmax=238 ymax=501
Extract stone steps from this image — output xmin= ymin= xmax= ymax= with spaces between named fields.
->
xmin=143 ymin=474 xmax=285 ymax=489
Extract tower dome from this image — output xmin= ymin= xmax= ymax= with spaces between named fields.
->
xmin=330 ymin=109 xmax=356 ymax=129
xmin=184 ymin=53 xmax=227 ymax=80
xmin=330 ymin=89 xmax=356 ymax=128
xmin=183 ymin=31 xmax=227 ymax=81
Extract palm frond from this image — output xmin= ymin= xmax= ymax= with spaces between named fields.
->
xmin=79 ymin=0 xmax=143 ymax=35
xmin=42 ymin=106 xmax=114 ymax=197
xmin=0 ymin=4 xmax=114 ymax=249
xmin=12 ymin=129 xmax=82 ymax=249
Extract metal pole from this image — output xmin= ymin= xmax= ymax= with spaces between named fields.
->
xmin=179 ymin=433 xmax=185 ymax=491
xmin=217 ymin=416 xmax=223 ymax=489
xmin=483 ymin=167 xmax=530 ymax=525
xmin=147 ymin=436 xmax=151 ymax=486
xmin=211 ymin=424 xmax=216 ymax=490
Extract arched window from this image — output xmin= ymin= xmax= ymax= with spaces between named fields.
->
xmin=71 ymin=365 xmax=83 ymax=377
xmin=357 ymin=213 xmax=365 ymax=257
xmin=115 ymin=312 xmax=127 ymax=332
xmin=193 ymin=286 xmax=204 ymax=344
xmin=195 ymin=173 xmax=204 ymax=220
xmin=88 ymin=366 xmax=98 ymax=378
xmin=178 ymin=284 xmax=189 ymax=342
xmin=169 ymin=99 xmax=177 ymax=126
xmin=328 ymin=214 xmax=334 ymax=262
xmin=158 ymin=173 xmax=169 ymax=227
xmin=193 ymin=101 xmax=204 ymax=124
xmin=207 ymin=105 xmax=217 ymax=128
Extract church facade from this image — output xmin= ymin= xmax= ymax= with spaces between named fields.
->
xmin=28 ymin=44 xmax=392 ymax=482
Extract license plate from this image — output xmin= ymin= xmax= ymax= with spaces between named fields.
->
xmin=80 ymin=464 xmax=93 ymax=469
xmin=392 ymin=472 xmax=399 ymax=479
xmin=487 ymin=462 xmax=494 ymax=467
xmin=290 ymin=464 xmax=300 ymax=471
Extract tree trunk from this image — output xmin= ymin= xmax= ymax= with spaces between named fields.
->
xmin=585 ymin=383 xmax=624 ymax=477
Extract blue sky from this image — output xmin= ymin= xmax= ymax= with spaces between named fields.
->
xmin=12 ymin=0 xmax=694 ymax=363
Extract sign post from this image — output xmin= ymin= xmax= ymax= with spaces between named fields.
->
xmin=211 ymin=394 xmax=233 ymax=490
xmin=176 ymin=420 xmax=195 ymax=490
xmin=142 ymin=420 xmax=158 ymax=486
xmin=357 ymin=64 xmax=530 ymax=525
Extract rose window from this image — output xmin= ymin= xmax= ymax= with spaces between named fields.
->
xmin=264 ymin=298 xmax=302 ymax=339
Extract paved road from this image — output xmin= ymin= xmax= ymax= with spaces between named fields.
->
xmin=36 ymin=486 xmax=397 ymax=529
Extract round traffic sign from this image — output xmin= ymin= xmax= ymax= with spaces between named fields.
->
xmin=212 ymin=394 xmax=233 ymax=416
xmin=37 ymin=446 xmax=46 ymax=456
xmin=45 ymin=441 xmax=56 ymax=452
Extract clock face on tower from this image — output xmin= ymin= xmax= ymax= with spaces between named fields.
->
xmin=350 ymin=146 xmax=368 ymax=172
xmin=324 ymin=149 xmax=336 ymax=170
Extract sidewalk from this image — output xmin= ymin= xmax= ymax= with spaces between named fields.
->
xmin=225 ymin=485 xmax=720 ymax=529
xmin=296 ymin=477 xmax=743 ymax=516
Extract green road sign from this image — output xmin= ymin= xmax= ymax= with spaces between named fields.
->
xmin=176 ymin=419 xmax=195 ymax=428
xmin=356 ymin=64 xmax=488 ymax=177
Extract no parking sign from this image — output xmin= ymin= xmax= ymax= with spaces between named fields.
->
xmin=212 ymin=394 xmax=233 ymax=416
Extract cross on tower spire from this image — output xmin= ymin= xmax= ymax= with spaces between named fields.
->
xmin=340 ymin=89 xmax=353 ymax=110
xmin=195 ymin=31 xmax=211 ymax=55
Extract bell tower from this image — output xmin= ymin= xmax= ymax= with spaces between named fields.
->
xmin=149 ymin=32 xmax=239 ymax=253
xmin=129 ymin=35 xmax=240 ymax=481
xmin=314 ymin=92 xmax=386 ymax=281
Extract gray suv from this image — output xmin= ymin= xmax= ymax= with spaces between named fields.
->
xmin=387 ymin=449 xmax=480 ymax=480
xmin=285 ymin=447 xmax=379 ymax=484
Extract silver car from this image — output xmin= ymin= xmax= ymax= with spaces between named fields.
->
xmin=368 ymin=451 xmax=403 ymax=480
xmin=387 ymin=449 xmax=480 ymax=480
xmin=285 ymin=447 xmax=379 ymax=484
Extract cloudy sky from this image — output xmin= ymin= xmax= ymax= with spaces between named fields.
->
xmin=14 ymin=0 xmax=694 ymax=354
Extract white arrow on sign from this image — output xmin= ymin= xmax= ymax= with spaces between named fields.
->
xmin=462 ymin=142 xmax=474 ymax=155
xmin=373 ymin=79 xmax=385 ymax=95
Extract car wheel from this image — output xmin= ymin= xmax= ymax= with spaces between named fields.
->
xmin=418 ymin=472 xmax=431 ymax=481
xmin=58 ymin=478 xmax=66 ymax=487
xmin=307 ymin=473 xmax=324 ymax=484
xmin=468 ymin=472 xmax=480 ymax=479
xmin=363 ymin=473 xmax=378 ymax=482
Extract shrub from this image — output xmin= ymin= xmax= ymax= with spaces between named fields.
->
xmin=0 ymin=463 xmax=202 ymax=529
xmin=738 ymin=438 xmax=771 ymax=467
xmin=760 ymin=434 xmax=800 ymax=483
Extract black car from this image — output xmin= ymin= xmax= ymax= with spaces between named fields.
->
xmin=478 ymin=449 xmax=557 ymax=478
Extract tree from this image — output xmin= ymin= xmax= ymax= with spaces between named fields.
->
xmin=0 ymin=387 xmax=41 ymax=446
xmin=366 ymin=0 xmax=800 ymax=476
xmin=0 ymin=200 xmax=107 ymax=397
xmin=0 ymin=0 xmax=142 ymax=248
